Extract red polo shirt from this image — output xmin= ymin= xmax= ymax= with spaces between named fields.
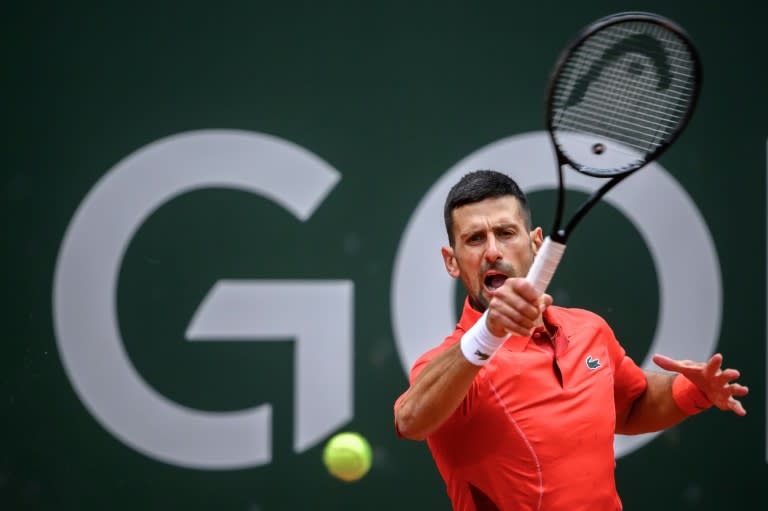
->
xmin=396 ymin=298 xmax=647 ymax=511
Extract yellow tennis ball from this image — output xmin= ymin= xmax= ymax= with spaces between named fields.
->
xmin=322 ymin=432 xmax=372 ymax=482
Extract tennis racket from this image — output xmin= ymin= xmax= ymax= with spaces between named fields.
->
xmin=526 ymin=11 xmax=702 ymax=294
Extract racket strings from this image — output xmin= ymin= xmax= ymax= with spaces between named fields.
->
xmin=559 ymin=57 xmax=683 ymax=147
xmin=555 ymin=25 xmax=693 ymax=148
xmin=551 ymin=20 xmax=697 ymax=161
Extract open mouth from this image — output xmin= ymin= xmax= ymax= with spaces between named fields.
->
xmin=483 ymin=272 xmax=508 ymax=291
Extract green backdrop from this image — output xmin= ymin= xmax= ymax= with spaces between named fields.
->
xmin=2 ymin=1 xmax=766 ymax=509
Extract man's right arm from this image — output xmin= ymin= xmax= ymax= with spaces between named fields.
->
xmin=394 ymin=343 xmax=481 ymax=440
xmin=395 ymin=278 xmax=549 ymax=440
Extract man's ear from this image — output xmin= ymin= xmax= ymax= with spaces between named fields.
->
xmin=441 ymin=246 xmax=460 ymax=278
xmin=531 ymin=227 xmax=544 ymax=255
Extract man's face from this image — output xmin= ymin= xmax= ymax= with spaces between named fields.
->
xmin=442 ymin=196 xmax=542 ymax=311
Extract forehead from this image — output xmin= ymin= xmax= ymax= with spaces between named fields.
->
xmin=452 ymin=196 xmax=526 ymax=231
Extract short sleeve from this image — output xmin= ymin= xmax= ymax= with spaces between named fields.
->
xmin=598 ymin=320 xmax=648 ymax=418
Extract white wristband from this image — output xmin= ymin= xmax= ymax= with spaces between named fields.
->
xmin=460 ymin=311 xmax=507 ymax=366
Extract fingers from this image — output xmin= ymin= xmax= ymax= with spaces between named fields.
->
xmin=710 ymin=376 xmax=749 ymax=416
xmin=652 ymin=353 xmax=726 ymax=377
xmin=507 ymin=278 xmax=542 ymax=303
xmin=486 ymin=278 xmax=550 ymax=336
xmin=726 ymin=396 xmax=747 ymax=416
xmin=703 ymin=353 xmax=724 ymax=378
xmin=715 ymin=368 xmax=741 ymax=392
xmin=486 ymin=303 xmax=536 ymax=336
xmin=538 ymin=292 xmax=553 ymax=309
xmin=710 ymin=379 xmax=749 ymax=413
xmin=651 ymin=353 xmax=673 ymax=369
xmin=486 ymin=297 xmax=539 ymax=336
xmin=651 ymin=354 xmax=689 ymax=373
xmin=728 ymin=383 xmax=749 ymax=397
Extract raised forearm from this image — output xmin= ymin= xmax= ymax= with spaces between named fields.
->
xmin=395 ymin=344 xmax=481 ymax=440
xmin=616 ymin=371 xmax=687 ymax=435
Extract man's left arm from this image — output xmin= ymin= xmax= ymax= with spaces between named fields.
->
xmin=616 ymin=353 xmax=748 ymax=435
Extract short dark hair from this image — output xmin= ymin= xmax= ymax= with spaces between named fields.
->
xmin=444 ymin=170 xmax=532 ymax=246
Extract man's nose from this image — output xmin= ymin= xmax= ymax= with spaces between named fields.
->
xmin=485 ymin=235 xmax=502 ymax=262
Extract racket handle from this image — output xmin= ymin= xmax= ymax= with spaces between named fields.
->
xmin=525 ymin=237 xmax=566 ymax=295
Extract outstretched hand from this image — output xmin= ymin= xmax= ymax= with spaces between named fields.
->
xmin=652 ymin=353 xmax=749 ymax=416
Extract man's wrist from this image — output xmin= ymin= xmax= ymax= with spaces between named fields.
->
xmin=459 ymin=311 xmax=507 ymax=366
xmin=671 ymin=373 xmax=712 ymax=415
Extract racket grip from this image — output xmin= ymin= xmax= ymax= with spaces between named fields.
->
xmin=525 ymin=237 xmax=566 ymax=295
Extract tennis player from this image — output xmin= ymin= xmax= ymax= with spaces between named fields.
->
xmin=393 ymin=170 xmax=748 ymax=510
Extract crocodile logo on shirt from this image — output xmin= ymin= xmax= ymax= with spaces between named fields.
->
xmin=474 ymin=349 xmax=490 ymax=361
xmin=586 ymin=355 xmax=601 ymax=370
